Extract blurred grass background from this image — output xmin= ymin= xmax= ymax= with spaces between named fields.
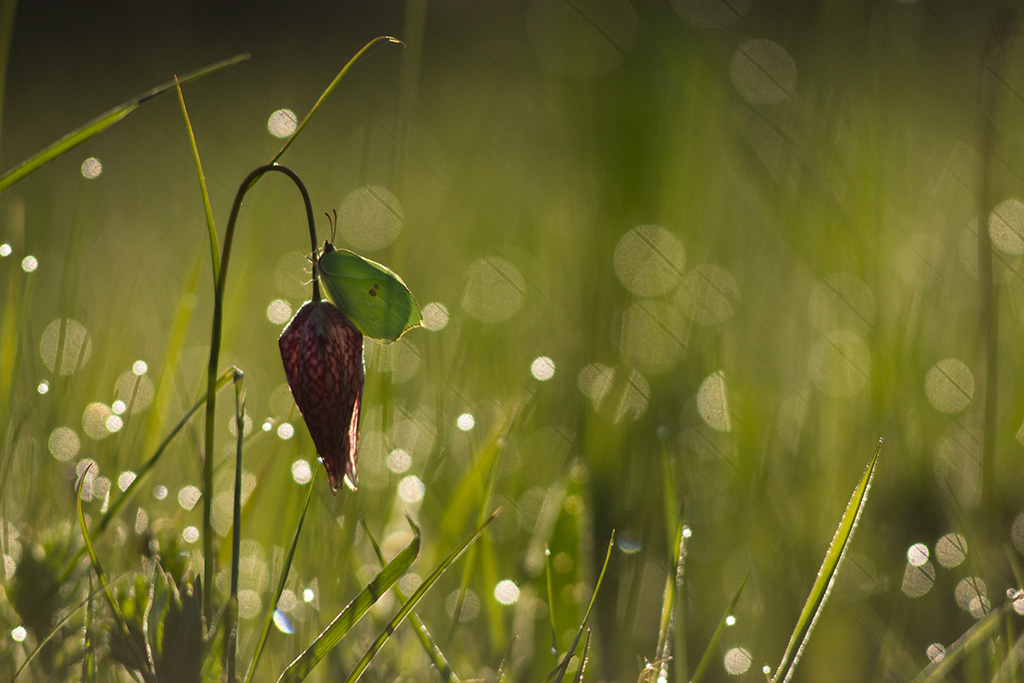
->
xmin=3 ymin=0 xmax=1024 ymax=680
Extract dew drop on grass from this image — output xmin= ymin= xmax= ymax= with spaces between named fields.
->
xmin=926 ymin=643 xmax=945 ymax=662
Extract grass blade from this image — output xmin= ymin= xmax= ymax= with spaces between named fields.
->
xmin=225 ymin=369 xmax=246 ymax=683
xmin=690 ymin=571 xmax=750 ymax=683
xmin=771 ymin=439 xmax=882 ymax=683
xmin=361 ymin=517 xmax=460 ymax=682
xmin=342 ymin=511 xmax=499 ymax=683
xmin=912 ymin=598 xmax=1014 ymax=682
xmin=0 ymin=53 xmax=248 ymax=193
xmin=548 ymin=531 xmax=615 ymax=683
xmin=572 ymin=629 xmax=592 ymax=683
xmin=655 ymin=506 xmax=686 ymax=663
xmin=269 ymin=36 xmax=402 ymax=165
xmin=275 ymin=521 xmax=422 ymax=683
xmin=174 ymin=79 xmax=220 ymax=284
xmin=75 ymin=465 xmax=156 ymax=682
xmin=244 ymin=467 xmax=320 ymax=683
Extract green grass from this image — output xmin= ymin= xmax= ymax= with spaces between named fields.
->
xmin=3 ymin=3 xmax=1024 ymax=681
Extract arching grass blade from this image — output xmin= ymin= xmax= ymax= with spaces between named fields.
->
xmin=0 ymin=53 xmax=248 ymax=193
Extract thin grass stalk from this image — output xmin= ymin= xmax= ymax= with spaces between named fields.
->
xmin=549 ymin=532 xmax=615 ymax=683
xmin=175 ymin=80 xmax=220 ymax=284
xmin=202 ymin=163 xmax=318 ymax=623
xmin=244 ymin=468 xmax=319 ymax=683
xmin=269 ymin=36 xmax=403 ymax=165
xmin=225 ymin=368 xmax=245 ymax=681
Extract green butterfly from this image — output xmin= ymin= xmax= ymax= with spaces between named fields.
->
xmin=317 ymin=241 xmax=421 ymax=343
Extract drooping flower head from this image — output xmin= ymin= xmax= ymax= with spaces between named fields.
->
xmin=278 ymin=299 xmax=364 ymax=492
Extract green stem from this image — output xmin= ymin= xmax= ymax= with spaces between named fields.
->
xmin=203 ymin=164 xmax=319 ymax=624
xmin=226 ymin=368 xmax=245 ymax=681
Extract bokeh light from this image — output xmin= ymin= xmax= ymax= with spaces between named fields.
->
xmin=613 ymin=225 xmax=685 ymax=297
xmin=338 ymin=185 xmax=403 ymax=251
xmin=422 ymin=302 xmax=449 ymax=331
xmin=730 ymin=39 xmax=797 ymax=104
xmin=267 ymin=108 xmax=297 ymax=138
xmin=461 ymin=257 xmax=525 ymax=323
xmin=291 ymin=459 xmax=312 ymax=485
xmin=494 ymin=580 xmax=520 ymax=605
xmin=530 ymin=356 xmax=556 ymax=381
xmin=80 ymin=157 xmax=102 ymax=179
xmin=924 ymin=359 xmax=973 ymax=413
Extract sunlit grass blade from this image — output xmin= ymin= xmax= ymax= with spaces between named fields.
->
xmin=573 ymin=628 xmax=592 ymax=683
xmin=75 ymin=466 xmax=156 ymax=682
xmin=690 ymin=571 xmax=750 ymax=683
xmin=771 ymin=439 xmax=882 ymax=683
xmin=655 ymin=506 xmax=686 ymax=665
xmin=361 ymin=517 xmax=460 ymax=682
xmin=342 ymin=511 xmax=499 ymax=683
xmin=0 ymin=53 xmax=248 ymax=193
xmin=175 ymin=79 xmax=220 ymax=284
xmin=548 ymin=531 xmax=615 ymax=683
xmin=244 ymin=467 xmax=319 ymax=683
xmin=269 ymin=36 xmax=402 ymax=165
xmin=276 ymin=521 xmax=422 ymax=683
xmin=992 ymin=620 xmax=1024 ymax=683
xmin=912 ymin=596 xmax=1018 ymax=682
xmin=57 ymin=367 xmax=235 ymax=583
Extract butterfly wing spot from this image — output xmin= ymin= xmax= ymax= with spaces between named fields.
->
xmin=369 ymin=284 xmax=379 ymax=297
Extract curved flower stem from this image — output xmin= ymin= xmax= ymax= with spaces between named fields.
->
xmin=203 ymin=163 xmax=318 ymax=623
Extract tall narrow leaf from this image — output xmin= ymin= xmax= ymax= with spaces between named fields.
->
xmin=342 ymin=512 xmax=499 ymax=683
xmin=276 ymin=524 xmax=421 ymax=682
xmin=772 ymin=439 xmax=881 ymax=683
